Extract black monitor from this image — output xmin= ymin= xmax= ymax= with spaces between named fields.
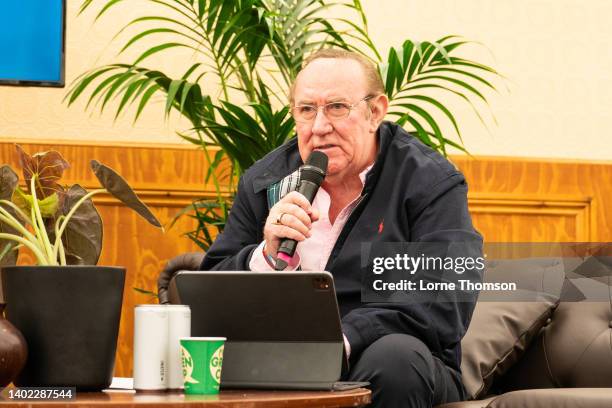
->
xmin=0 ymin=0 xmax=66 ymax=87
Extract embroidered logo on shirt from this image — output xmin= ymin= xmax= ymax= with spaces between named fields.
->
xmin=378 ymin=219 xmax=384 ymax=234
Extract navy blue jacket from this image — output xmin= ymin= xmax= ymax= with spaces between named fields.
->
xmin=201 ymin=121 xmax=482 ymax=372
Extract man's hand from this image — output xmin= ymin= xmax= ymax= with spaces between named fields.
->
xmin=157 ymin=252 xmax=205 ymax=304
xmin=263 ymin=191 xmax=319 ymax=257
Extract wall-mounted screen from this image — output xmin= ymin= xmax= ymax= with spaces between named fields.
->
xmin=0 ymin=0 xmax=65 ymax=87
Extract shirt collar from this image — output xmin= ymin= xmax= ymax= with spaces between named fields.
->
xmin=359 ymin=164 xmax=374 ymax=186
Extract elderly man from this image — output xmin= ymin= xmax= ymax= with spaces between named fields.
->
xmin=162 ymin=49 xmax=481 ymax=407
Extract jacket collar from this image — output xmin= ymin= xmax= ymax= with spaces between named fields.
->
xmin=252 ymin=137 xmax=302 ymax=194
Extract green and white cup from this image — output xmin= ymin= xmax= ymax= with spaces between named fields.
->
xmin=180 ymin=337 xmax=226 ymax=394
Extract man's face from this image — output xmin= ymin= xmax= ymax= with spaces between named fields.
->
xmin=292 ymin=58 xmax=384 ymax=182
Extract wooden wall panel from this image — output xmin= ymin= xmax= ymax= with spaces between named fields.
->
xmin=1 ymin=140 xmax=610 ymax=378
xmin=468 ymin=193 xmax=592 ymax=242
xmin=452 ymin=157 xmax=611 ymax=243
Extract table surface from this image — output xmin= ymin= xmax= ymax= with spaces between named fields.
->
xmin=0 ymin=388 xmax=371 ymax=407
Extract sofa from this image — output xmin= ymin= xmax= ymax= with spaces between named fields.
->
xmin=439 ymin=255 xmax=612 ymax=408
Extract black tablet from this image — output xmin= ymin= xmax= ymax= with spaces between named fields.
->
xmin=169 ymin=271 xmax=346 ymax=390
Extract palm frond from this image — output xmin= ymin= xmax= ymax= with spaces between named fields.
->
xmin=380 ymin=36 xmax=502 ymax=154
xmin=195 ymin=99 xmax=295 ymax=174
xmin=66 ymin=64 xmax=206 ymax=125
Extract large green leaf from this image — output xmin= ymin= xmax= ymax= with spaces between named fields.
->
xmin=12 ymin=187 xmax=60 ymax=218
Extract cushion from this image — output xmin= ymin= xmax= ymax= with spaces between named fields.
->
xmin=461 ymin=301 xmax=557 ymax=399
xmin=460 ymin=258 xmax=564 ymax=399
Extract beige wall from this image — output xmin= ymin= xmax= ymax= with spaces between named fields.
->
xmin=1 ymin=0 xmax=611 ymax=160
xmin=0 ymin=1 xmax=192 ymax=145
xmin=361 ymin=0 xmax=612 ymax=160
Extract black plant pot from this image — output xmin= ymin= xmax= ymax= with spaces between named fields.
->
xmin=1 ymin=266 xmax=125 ymax=391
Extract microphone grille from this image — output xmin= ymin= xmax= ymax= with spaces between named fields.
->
xmin=305 ymin=151 xmax=329 ymax=172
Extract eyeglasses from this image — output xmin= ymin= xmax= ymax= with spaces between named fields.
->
xmin=291 ymin=95 xmax=375 ymax=123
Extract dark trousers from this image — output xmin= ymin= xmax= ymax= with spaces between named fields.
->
xmin=345 ymin=334 xmax=465 ymax=408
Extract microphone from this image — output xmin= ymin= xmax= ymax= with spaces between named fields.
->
xmin=275 ymin=151 xmax=328 ymax=271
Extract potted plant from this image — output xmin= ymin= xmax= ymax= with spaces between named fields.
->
xmin=67 ymin=0 xmax=501 ymax=252
xmin=0 ymin=145 xmax=162 ymax=390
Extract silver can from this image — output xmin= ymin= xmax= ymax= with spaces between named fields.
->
xmin=133 ymin=305 xmax=168 ymax=391
xmin=166 ymin=305 xmax=191 ymax=390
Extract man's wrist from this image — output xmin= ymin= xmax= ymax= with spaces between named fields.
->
xmin=262 ymin=243 xmax=276 ymax=268
xmin=248 ymin=241 xmax=275 ymax=271
xmin=256 ymin=241 xmax=300 ymax=271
